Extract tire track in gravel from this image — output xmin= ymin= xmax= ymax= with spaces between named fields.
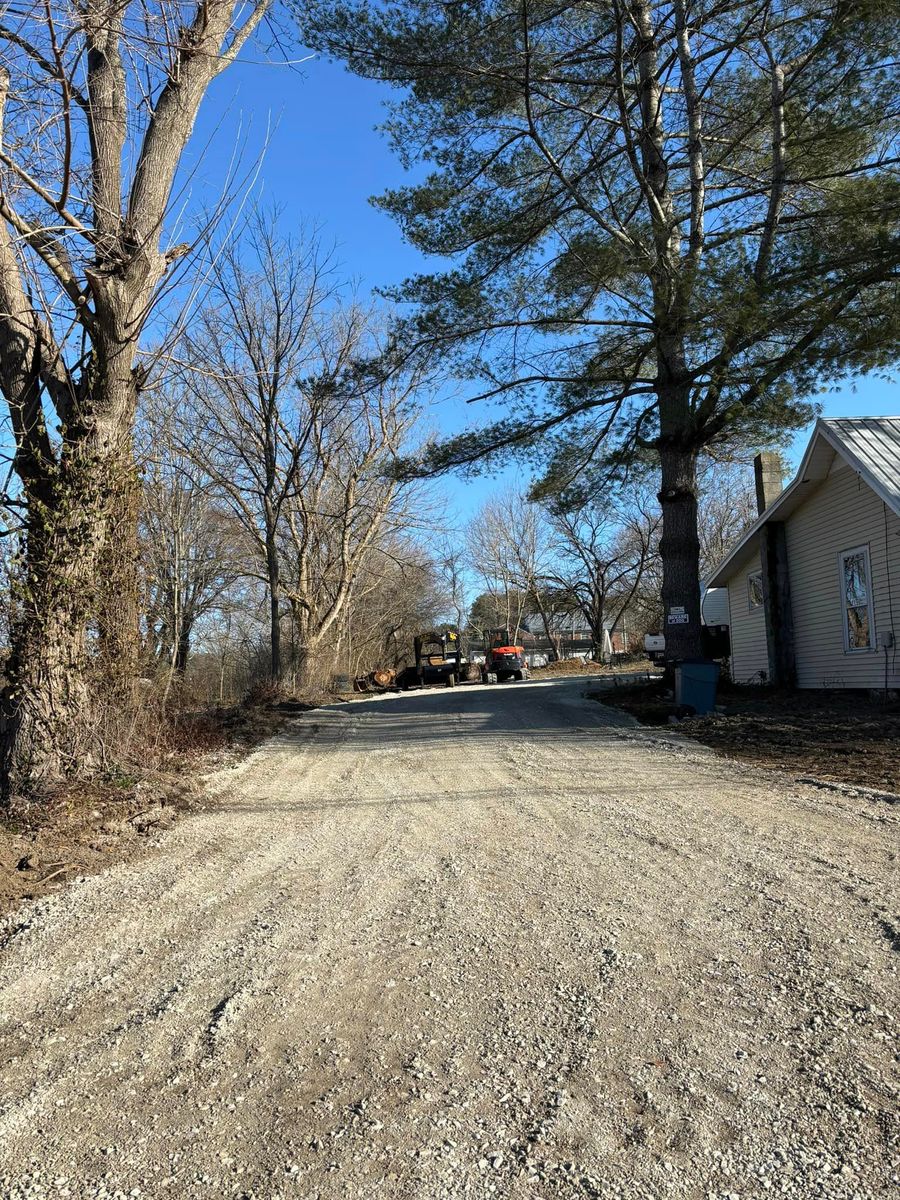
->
xmin=0 ymin=678 xmax=897 ymax=1200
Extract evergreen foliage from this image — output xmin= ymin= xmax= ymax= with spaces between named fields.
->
xmin=302 ymin=0 xmax=900 ymax=656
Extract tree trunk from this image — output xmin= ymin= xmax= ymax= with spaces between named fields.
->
xmin=293 ymin=633 xmax=325 ymax=693
xmin=657 ymin=441 xmax=703 ymax=663
xmin=532 ymin=593 xmax=559 ymax=661
xmin=0 ymin=448 xmax=112 ymax=799
xmin=288 ymin=601 xmax=331 ymax=694
xmin=82 ymin=339 xmax=141 ymax=701
xmin=0 ymin=335 xmax=145 ymax=800
xmin=97 ymin=442 xmax=141 ymax=691
xmin=174 ymin=624 xmax=192 ymax=674
xmin=265 ymin=532 xmax=282 ymax=684
xmin=579 ymin=591 xmax=605 ymax=664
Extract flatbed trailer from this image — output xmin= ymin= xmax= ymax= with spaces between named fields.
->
xmin=398 ymin=631 xmax=494 ymax=689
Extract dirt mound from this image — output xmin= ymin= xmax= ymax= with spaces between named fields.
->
xmin=532 ymin=657 xmax=608 ymax=675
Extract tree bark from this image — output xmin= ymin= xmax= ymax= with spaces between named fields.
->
xmin=587 ymin=603 xmax=606 ymax=663
xmin=0 ymin=445 xmax=114 ymax=798
xmin=657 ymin=440 xmax=703 ymax=663
xmin=266 ymin=530 xmax=282 ymax=685
xmin=96 ymin=436 xmax=141 ymax=692
xmin=287 ymin=599 xmax=330 ymax=694
xmin=174 ymin=624 xmax=192 ymax=674
xmin=293 ymin=623 xmax=323 ymax=693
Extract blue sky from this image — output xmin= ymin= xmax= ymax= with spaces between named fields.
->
xmin=193 ymin=52 xmax=530 ymax=527
xmin=191 ymin=50 xmax=899 ymax=522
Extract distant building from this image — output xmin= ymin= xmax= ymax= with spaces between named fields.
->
xmin=521 ymin=613 xmax=591 ymax=639
xmin=521 ymin=613 xmax=629 ymax=655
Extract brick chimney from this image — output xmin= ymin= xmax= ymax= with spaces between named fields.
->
xmin=754 ymin=451 xmax=784 ymax=516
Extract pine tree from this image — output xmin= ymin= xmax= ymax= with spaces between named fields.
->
xmin=303 ymin=0 xmax=900 ymax=659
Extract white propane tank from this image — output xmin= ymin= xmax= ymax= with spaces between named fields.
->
xmin=701 ymin=586 xmax=730 ymax=627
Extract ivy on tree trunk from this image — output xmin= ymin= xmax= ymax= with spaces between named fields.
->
xmin=0 ymin=2 xmax=274 ymax=799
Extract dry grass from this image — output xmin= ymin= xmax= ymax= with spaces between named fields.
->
xmin=0 ymin=687 xmax=299 ymax=919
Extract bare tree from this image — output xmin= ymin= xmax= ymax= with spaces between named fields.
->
xmin=433 ymin=535 xmax=470 ymax=637
xmin=0 ymin=1 xmax=274 ymax=795
xmin=279 ymin=367 xmax=423 ymax=689
xmin=547 ymin=492 xmax=659 ymax=660
xmin=467 ymin=497 xmax=528 ymax=642
xmin=179 ymin=219 xmax=426 ymax=689
xmin=697 ymin=461 xmax=759 ymax=579
xmin=139 ymin=394 xmax=243 ymax=690
xmin=334 ymin=541 xmax=444 ymax=680
xmin=467 ymin=490 xmax=560 ymax=654
xmin=176 ymin=217 xmax=339 ymax=683
xmin=467 ymin=587 xmax=527 ymax=641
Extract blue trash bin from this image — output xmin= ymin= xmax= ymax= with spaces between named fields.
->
xmin=675 ymin=659 xmax=720 ymax=715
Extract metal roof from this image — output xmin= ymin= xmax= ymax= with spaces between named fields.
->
xmin=707 ymin=415 xmax=900 ymax=587
xmin=821 ymin=417 xmax=900 ymax=515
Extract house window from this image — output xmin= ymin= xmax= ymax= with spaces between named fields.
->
xmin=747 ymin=571 xmax=764 ymax=610
xmin=839 ymin=545 xmax=875 ymax=651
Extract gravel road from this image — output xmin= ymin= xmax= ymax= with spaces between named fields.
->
xmin=0 ymin=678 xmax=897 ymax=1200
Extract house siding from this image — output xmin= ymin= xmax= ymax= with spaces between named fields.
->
xmin=784 ymin=463 xmax=900 ymax=689
xmin=726 ymin=552 xmax=769 ymax=682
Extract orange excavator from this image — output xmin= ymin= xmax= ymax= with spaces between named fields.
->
xmin=484 ymin=628 xmax=530 ymax=682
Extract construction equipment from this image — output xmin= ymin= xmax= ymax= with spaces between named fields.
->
xmin=483 ymin=628 xmax=530 ymax=682
xmin=395 ymin=630 xmax=482 ymax=689
xmin=379 ymin=627 xmax=532 ymax=691
xmin=396 ymin=629 xmax=510 ymax=689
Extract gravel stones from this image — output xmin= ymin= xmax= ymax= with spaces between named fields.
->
xmin=0 ymin=679 xmax=896 ymax=1199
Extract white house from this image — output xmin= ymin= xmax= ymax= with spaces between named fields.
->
xmin=708 ymin=417 xmax=900 ymax=690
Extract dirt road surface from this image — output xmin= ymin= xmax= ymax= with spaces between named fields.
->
xmin=1 ymin=679 xmax=897 ymax=1199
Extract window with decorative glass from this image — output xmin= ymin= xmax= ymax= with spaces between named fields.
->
xmin=839 ymin=546 xmax=875 ymax=651
xmin=747 ymin=571 xmax=764 ymax=610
